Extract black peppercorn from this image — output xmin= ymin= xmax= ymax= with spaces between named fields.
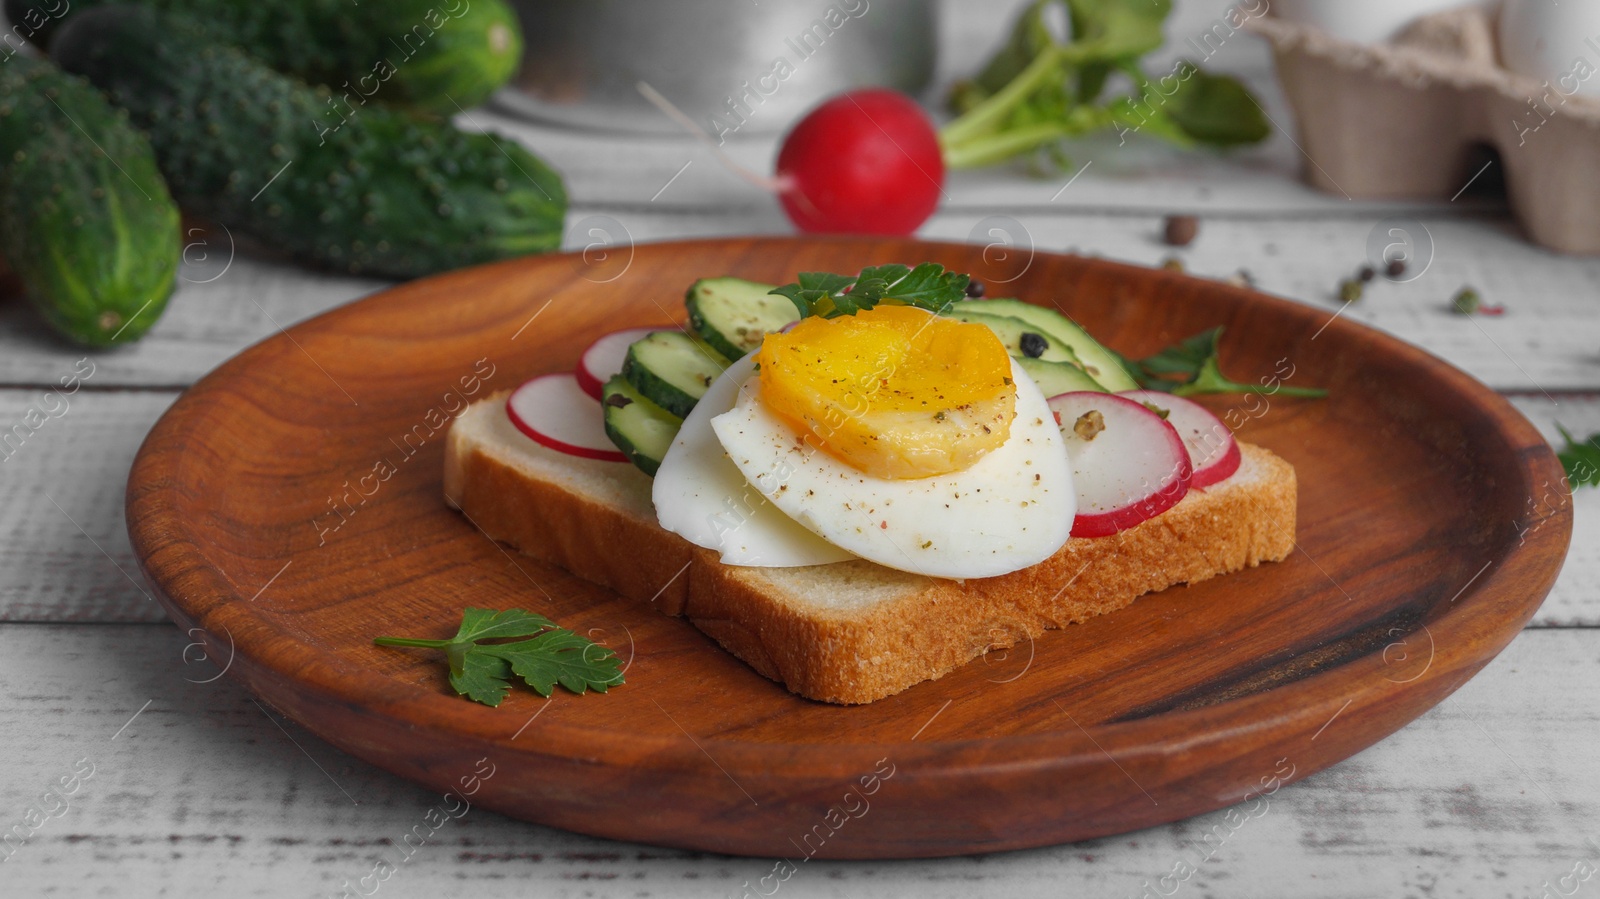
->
xmin=1163 ymin=214 xmax=1199 ymax=247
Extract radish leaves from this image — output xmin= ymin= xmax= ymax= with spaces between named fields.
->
xmin=941 ymin=0 xmax=1267 ymax=171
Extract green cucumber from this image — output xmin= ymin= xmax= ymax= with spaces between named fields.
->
xmin=685 ymin=277 xmax=797 ymax=361
xmin=946 ymin=309 xmax=1082 ymax=367
xmin=602 ymin=376 xmax=681 ymax=477
xmin=0 ymin=54 xmax=179 ymax=346
xmin=52 ymin=6 xmax=564 ymax=280
xmin=621 ymin=331 xmax=730 ymax=419
xmin=1015 ymin=356 xmax=1107 ymax=397
xmin=949 ymin=299 xmax=1140 ymax=391
xmin=7 ymin=0 xmax=522 ymax=116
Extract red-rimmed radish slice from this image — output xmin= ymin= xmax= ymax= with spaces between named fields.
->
xmin=506 ymin=374 xmax=627 ymax=463
xmin=1119 ymin=390 xmax=1241 ymax=489
xmin=575 ymin=328 xmax=661 ymax=401
xmin=1047 ymin=392 xmax=1192 ymax=539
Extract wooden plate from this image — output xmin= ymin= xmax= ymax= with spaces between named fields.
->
xmin=127 ymin=238 xmax=1571 ymax=859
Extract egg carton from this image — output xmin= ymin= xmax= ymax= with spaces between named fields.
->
xmin=1247 ymin=6 xmax=1600 ymax=254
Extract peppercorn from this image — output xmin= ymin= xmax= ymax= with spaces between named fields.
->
xmin=965 ymin=279 xmax=986 ymax=298
xmin=1163 ymin=214 xmax=1199 ymax=247
xmin=1339 ymin=279 xmax=1364 ymax=303
xmin=1019 ymin=332 xmax=1049 ymax=359
xmin=1386 ymin=258 xmax=1407 ymax=279
xmin=1452 ymin=287 xmax=1481 ymax=315
xmin=1358 ymin=265 xmax=1375 ymax=283
xmin=1161 ymin=256 xmax=1184 ymax=273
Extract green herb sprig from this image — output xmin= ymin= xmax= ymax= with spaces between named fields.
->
xmin=1557 ymin=426 xmax=1600 ymax=489
xmin=771 ymin=263 xmax=970 ymax=319
xmin=939 ymin=0 xmax=1269 ymax=172
xmin=375 ymin=608 xmax=624 ymax=707
xmin=1119 ymin=328 xmax=1327 ymax=398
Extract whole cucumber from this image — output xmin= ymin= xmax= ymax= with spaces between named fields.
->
xmin=52 ymin=6 xmax=566 ymax=280
xmin=0 ymin=53 xmax=179 ymax=346
xmin=5 ymin=0 xmax=523 ymax=116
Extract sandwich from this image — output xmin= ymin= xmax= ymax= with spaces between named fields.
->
xmin=444 ymin=265 xmax=1296 ymax=704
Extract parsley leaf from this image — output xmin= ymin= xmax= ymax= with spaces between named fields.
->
xmin=1121 ymin=328 xmax=1328 ymax=398
xmin=1557 ymin=426 xmax=1600 ymax=489
xmin=770 ymin=263 xmax=971 ymax=318
xmin=374 ymin=607 xmax=624 ymax=707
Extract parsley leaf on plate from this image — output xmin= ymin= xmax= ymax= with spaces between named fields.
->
xmin=771 ymin=263 xmax=970 ymax=318
xmin=1557 ymin=426 xmax=1600 ymax=489
xmin=1120 ymin=327 xmax=1328 ymax=398
xmin=374 ymin=607 xmax=624 ymax=707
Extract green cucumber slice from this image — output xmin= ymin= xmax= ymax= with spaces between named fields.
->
xmin=602 ymin=376 xmax=681 ymax=477
xmin=946 ymin=309 xmax=1083 ymax=367
xmin=685 ymin=277 xmax=797 ymax=361
xmin=1015 ymin=356 xmax=1108 ymax=397
xmin=621 ymin=331 xmax=730 ymax=419
xmin=949 ymin=299 xmax=1140 ymax=391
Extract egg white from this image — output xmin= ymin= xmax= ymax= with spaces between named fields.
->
xmin=709 ymin=357 xmax=1075 ymax=580
xmin=652 ymin=354 xmax=856 ymax=567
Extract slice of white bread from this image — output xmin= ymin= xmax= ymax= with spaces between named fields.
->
xmin=444 ymin=392 xmax=1297 ymax=704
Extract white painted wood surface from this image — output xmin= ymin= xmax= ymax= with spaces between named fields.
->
xmin=2 ymin=0 xmax=1597 ymax=895
xmin=0 ymin=625 xmax=1595 ymax=898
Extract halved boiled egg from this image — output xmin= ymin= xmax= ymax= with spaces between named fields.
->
xmin=711 ymin=307 xmax=1074 ymax=579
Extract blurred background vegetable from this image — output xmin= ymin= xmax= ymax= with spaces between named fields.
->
xmin=940 ymin=0 xmax=1269 ymax=171
xmin=5 ymin=0 xmax=523 ymax=115
xmin=52 ymin=5 xmax=564 ymax=280
xmin=0 ymin=53 xmax=179 ymax=346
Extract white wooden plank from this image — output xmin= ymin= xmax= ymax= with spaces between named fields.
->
xmin=0 ymin=207 xmax=1593 ymax=391
xmin=0 ymin=624 xmax=1593 ymax=898
xmin=1510 ymin=396 xmax=1600 ymax=628
xmin=0 ymin=388 xmax=173 ymax=623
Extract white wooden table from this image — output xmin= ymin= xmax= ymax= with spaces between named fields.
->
xmin=4 ymin=2 xmax=1598 ymax=896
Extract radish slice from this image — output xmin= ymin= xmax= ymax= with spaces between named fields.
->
xmin=506 ymin=374 xmax=627 ymax=463
xmin=1047 ymin=392 xmax=1193 ymax=539
xmin=575 ymin=328 xmax=662 ymax=401
xmin=1118 ymin=390 xmax=1241 ymax=489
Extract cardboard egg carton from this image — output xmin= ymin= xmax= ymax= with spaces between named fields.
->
xmin=1248 ymin=6 xmax=1600 ymax=254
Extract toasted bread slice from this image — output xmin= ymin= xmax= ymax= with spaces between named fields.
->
xmin=445 ymin=392 xmax=1297 ymax=704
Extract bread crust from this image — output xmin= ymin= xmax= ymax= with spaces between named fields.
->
xmin=446 ymin=394 xmax=1296 ymax=704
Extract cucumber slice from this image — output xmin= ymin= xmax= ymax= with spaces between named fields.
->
xmin=1015 ymin=356 xmax=1108 ymax=397
xmin=947 ymin=309 xmax=1083 ymax=367
xmin=621 ymin=331 xmax=730 ymax=419
xmin=602 ymin=376 xmax=681 ymax=477
xmin=949 ymin=299 xmax=1140 ymax=392
xmin=685 ymin=277 xmax=798 ymax=361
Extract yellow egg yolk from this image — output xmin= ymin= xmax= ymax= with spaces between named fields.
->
xmin=756 ymin=304 xmax=1017 ymax=479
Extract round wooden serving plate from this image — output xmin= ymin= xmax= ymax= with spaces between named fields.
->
xmin=127 ymin=238 xmax=1571 ymax=859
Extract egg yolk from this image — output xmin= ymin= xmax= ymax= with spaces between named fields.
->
xmin=756 ymin=304 xmax=1016 ymax=479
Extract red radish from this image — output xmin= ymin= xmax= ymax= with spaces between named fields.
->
xmin=506 ymin=374 xmax=627 ymax=463
xmin=576 ymin=328 xmax=661 ymax=401
xmin=775 ymin=89 xmax=944 ymax=236
xmin=1047 ymin=392 xmax=1193 ymax=539
xmin=1118 ymin=390 xmax=1241 ymax=489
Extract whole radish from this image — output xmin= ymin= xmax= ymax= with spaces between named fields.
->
xmin=775 ymin=88 xmax=945 ymax=236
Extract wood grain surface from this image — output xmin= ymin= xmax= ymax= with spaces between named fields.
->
xmin=124 ymin=237 xmax=1571 ymax=858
